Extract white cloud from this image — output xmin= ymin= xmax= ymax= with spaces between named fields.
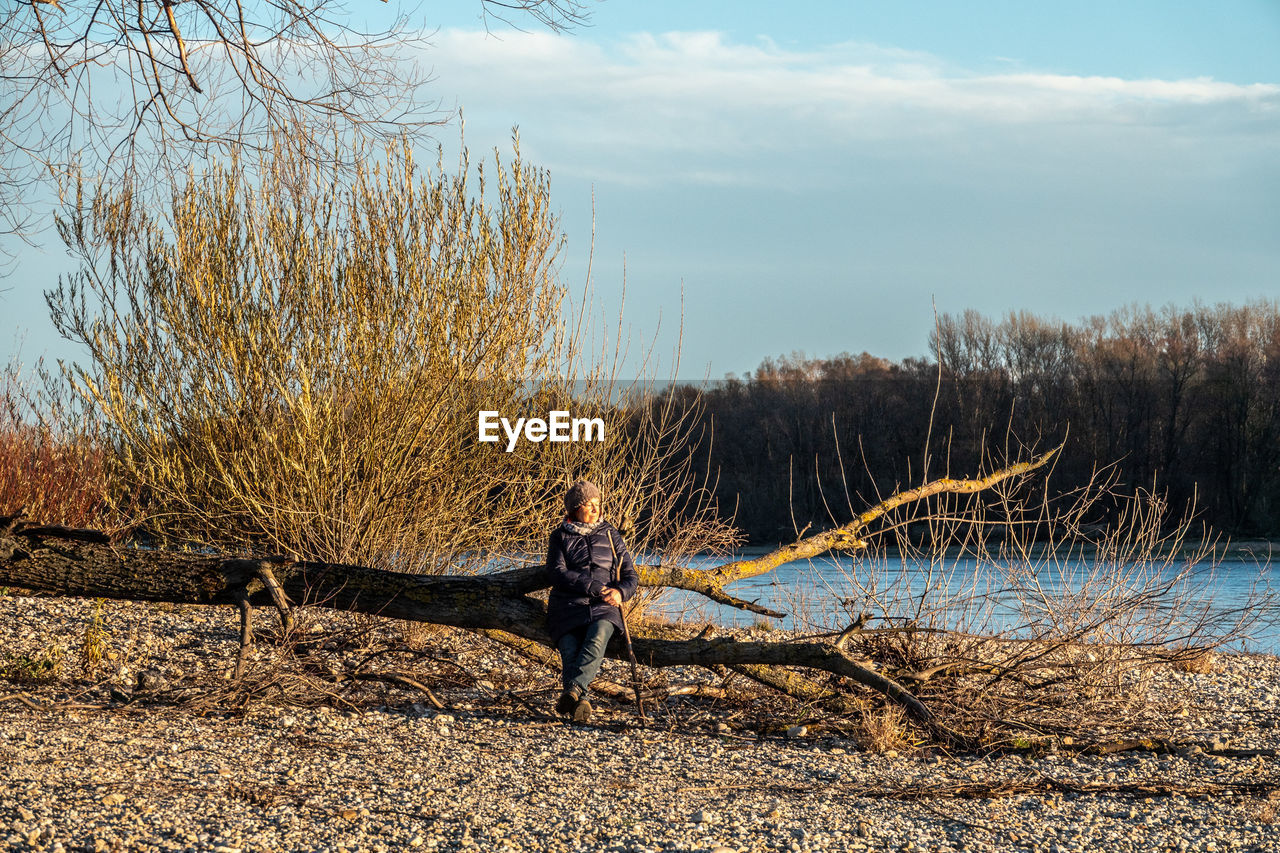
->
xmin=422 ymin=28 xmax=1279 ymax=193
xmin=432 ymin=29 xmax=1277 ymax=115
xmin=412 ymin=28 xmax=1280 ymax=375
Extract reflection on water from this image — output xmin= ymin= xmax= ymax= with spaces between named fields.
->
xmin=650 ymin=552 xmax=1280 ymax=655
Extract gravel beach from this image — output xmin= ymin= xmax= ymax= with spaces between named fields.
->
xmin=2 ymin=595 xmax=1277 ymax=853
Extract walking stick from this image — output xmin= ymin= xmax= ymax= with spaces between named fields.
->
xmin=609 ymin=532 xmax=647 ymax=723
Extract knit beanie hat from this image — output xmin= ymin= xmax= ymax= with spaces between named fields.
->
xmin=564 ymin=480 xmax=601 ymax=512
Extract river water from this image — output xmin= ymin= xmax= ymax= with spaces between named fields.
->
xmin=650 ymin=548 xmax=1280 ymax=655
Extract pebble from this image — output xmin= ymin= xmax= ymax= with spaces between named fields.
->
xmin=0 ymin=595 xmax=1277 ymax=853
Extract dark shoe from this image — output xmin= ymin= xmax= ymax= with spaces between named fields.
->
xmin=555 ymin=689 xmax=580 ymax=716
xmin=571 ymin=697 xmax=593 ymax=724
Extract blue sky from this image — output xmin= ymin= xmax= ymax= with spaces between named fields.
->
xmin=5 ymin=1 xmax=1279 ymax=378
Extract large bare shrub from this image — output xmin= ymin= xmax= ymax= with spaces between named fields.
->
xmin=813 ymin=453 xmax=1272 ymax=742
xmin=47 ymin=137 xmax=735 ymax=570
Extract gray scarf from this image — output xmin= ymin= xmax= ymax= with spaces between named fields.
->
xmin=562 ymin=519 xmax=604 ymax=536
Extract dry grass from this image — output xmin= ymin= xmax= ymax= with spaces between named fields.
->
xmin=79 ymin=598 xmax=112 ymax=675
xmin=1170 ymin=648 xmax=1216 ymax=674
xmin=0 ymin=645 xmax=65 ymax=685
xmin=856 ymin=704 xmax=915 ymax=754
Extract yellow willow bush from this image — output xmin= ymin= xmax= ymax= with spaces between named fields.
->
xmin=48 ymin=137 xmax=736 ymax=570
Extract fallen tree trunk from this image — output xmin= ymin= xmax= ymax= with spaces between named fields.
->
xmin=0 ymin=450 xmax=1058 ymax=747
xmin=0 ymin=522 xmax=551 ymax=636
xmin=1 ymin=516 xmax=965 ymax=739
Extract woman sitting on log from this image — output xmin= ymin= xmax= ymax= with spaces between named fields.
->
xmin=544 ymin=480 xmax=639 ymax=722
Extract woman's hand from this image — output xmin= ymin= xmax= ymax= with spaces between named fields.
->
xmin=600 ymin=587 xmax=623 ymax=608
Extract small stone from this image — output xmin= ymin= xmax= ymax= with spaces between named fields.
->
xmin=409 ymin=836 xmax=424 ymax=848
xmin=135 ymin=668 xmax=169 ymax=692
xmin=17 ymin=806 xmax=33 ymax=821
xmin=693 ymin=810 xmax=716 ymax=824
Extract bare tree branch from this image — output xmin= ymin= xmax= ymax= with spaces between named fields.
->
xmin=640 ymin=446 xmax=1062 ymax=612
xmin=0 ymin=0 xmax=591 ymax=259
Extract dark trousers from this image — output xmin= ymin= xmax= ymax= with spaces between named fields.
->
xmin=556 ymin=620 xmax=615 ymax=695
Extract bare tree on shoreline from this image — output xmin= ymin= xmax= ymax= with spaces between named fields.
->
xmin=0 ymin=0 xmax=592 ymax=260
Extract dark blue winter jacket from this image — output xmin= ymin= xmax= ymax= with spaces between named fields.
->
xmin=544 ymin=521 xmax=639 ymax=642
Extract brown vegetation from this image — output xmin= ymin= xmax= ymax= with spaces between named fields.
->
xmin=688 ymin=302 xmax=1280 ymax=541
xmin=0 ymin=365 xmax=107 ymax=528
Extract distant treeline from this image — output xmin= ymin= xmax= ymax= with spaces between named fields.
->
xmin=656 ymin=301 xmax=1280 ymax=543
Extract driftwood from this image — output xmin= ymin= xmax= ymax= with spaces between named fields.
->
xmin=0 ymin=449 xmax=1059 ymax=746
